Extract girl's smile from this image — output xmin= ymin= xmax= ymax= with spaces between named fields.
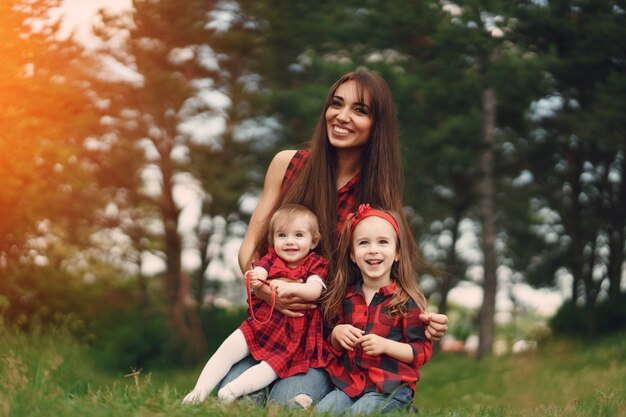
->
xmin=272 ymin=217 xmax=318 ymax=268
xmin=350 ymin=216 xmax=400 ymax=287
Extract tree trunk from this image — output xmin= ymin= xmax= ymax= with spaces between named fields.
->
xmin=564 ymin=144 xmax=584 ymax=306
xmin=158 ymin=136 xmax=206 ymax=359
xmin=608 ymin=142 xmax=626 ymax=302
xmin=194 ymin=215 xmax=212 ymax=304
xmin=159 ymin=137 xmax=183 ymax=308
xmin=477 ymin=87 xmax=498 ymax=360
xmin=439 ymin=205 xmax=463 ymax=317
xmin=582 ymin=235 xmax=598 ymax=336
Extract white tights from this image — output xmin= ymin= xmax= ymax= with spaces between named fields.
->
xmin=182 ymin=329 xmax=278 ymax=404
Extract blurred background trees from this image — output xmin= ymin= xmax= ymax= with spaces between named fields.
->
xmin=1 ymin=0 xmax=624 ymax=368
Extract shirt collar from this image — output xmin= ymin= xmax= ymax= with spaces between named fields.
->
xmin=346 ymin=280 xmax=397 ymax=298
xmin=338 ymin=173 xmax=359 ymax=195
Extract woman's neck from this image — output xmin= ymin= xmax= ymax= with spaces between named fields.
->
xmin=335 ymin=148 xmax=362 ymax=189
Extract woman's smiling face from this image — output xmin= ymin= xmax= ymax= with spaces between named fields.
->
xmin=325 ymin=80 xmax=373 ymax=150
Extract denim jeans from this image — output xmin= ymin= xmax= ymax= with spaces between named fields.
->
xmin=315 ymin=386 xmax=414 ymax=415
xmin=218 ymin=355 xmax=333 ymax=407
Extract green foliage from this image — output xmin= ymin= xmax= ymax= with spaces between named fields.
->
xmin=91 ymin=308 xmax=180 ymax=372
xmin=2 ymin=323 xmax=625 ymax=417
xmin=199 ymin=306 xmax=248 ymax=356
xmin=87 ymin=305 xmax=248 ymax=373
xmin=550 ymin=294 xmax=626 ymax=337
xmin=419 ymin=333 xmax=626 ymax=414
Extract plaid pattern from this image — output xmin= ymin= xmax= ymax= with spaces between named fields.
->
xmin=282 ymin=150 xmax=360 ymax=233
xmin=240 ymin=251 xmax=331 ymax=378
xmin=325 ymin=282 xmax=432 ymax=398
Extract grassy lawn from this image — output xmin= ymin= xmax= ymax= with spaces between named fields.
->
xmin=1 ymin=324 xmax=624 ymax=417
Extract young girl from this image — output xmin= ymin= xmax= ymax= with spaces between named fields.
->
xmin=316 ymin=204 xmax=432 ymax=415
xmin=182 ymin=204 xmax=330 ymax=404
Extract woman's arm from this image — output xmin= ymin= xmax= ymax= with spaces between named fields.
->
xmin=238 ymin=150 xmax=313 ymax=317
xmin=238 ymin=150 xmax=297 ymax=273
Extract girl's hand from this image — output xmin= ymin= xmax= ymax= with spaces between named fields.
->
xmin=419 ymin=312 xmax=449 ymax=342
xmin=332 ymin=324 xmax=365 ymax=351
xmin=358 ymin=333 xmax=388 ymax=356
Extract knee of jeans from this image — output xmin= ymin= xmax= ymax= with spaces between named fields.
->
xmin=292 ymin=394 xmax=313 ymax=409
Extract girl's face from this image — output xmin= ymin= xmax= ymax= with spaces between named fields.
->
xmin=350 ymin=216 xmax=400 ymax=287
xmin=272 ymin=216 xmax=318 ymax=268
xmin=325 ymin=80 xmax=373 ymax=150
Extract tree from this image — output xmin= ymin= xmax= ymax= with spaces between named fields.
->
xmin=0 ymin=0 xmax=109 ymax=323
xmin=514 ymin=0 xmax=626 ymax=335
xmin=90 ymin=0 xmax=268 ymax=358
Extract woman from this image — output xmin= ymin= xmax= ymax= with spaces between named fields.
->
xmin=223 ymin=70 xmax=448 ymax=408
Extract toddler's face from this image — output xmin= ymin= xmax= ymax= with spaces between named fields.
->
xmin=272 ymin=217 xmax=317 ymax=268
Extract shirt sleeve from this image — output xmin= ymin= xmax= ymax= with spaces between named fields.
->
xmin=307 ymin=253 xmax=329 ymax=281
xmin=404 ymin=306 xmax=433 ymax=367
xmin=252 ymin=250 xmax=274 ymax=272
xmin=306 ymin=275 xmax=327 ymax=290
xmin=326 ymin=303 xmax=346 ymax=356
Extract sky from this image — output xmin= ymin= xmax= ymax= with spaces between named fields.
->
xmin=58 ymin=0 xmax=131 ymax=44
xmin=57 ymin=0 xmax=566 ymax=319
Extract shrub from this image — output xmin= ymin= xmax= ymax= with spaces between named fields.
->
xmin=550 ymin=293 xmax=626 ymax=337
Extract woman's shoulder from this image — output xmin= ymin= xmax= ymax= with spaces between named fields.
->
xmin=273 ymin=149 xmax=299 ymax=163
xmin=265 ymin=150 xmax=298 ymax=182
xmin=275 ymin=150 xmax=309 ymax=190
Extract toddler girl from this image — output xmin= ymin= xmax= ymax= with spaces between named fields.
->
xmin=183 ymin=204 xmax=330 ymax=403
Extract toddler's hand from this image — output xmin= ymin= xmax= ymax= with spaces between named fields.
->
xmin=269 ymin=280 xmax=292 ymax=297
xmin=247 ymin=270 xmax=263 ymax=290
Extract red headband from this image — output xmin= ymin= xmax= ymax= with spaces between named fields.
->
xmin=348 ymin=204 xmax=400 ymax=239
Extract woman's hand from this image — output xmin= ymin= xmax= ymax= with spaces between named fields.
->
xmin=419 ymin=312 xmax=449 ymax=342
xmin=252 ymin=283 xmax=314 ymax=318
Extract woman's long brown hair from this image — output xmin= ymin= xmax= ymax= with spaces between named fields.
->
xmin=253 ymin=70 xmax=419 ymax=280
xmin=322 ymin=210 xmax=427 ymax=326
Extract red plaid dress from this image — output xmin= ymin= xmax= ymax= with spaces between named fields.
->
xmin=325 ymin=282 xmax=432 ymax=398
xmin=239 ymin=150 xmax=361 ymax=378
xmin=239 ymin=249 xmax=331 ymax=378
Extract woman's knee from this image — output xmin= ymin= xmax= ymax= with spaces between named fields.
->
xmin=268 ymin=368 xmax=332 ymax=407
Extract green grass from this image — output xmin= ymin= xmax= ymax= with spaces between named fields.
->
xmin=1 ymin=323 xmax=624 ymax=417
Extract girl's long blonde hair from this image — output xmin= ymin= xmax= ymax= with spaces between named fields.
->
xmin=322 ymin=209 xmax=427 ymax=326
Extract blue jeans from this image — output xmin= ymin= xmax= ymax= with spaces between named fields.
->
xmin=315 ymin=386 xmax=414 ymax=415
xmin=218 ymin=355 xmax=333 ymax=407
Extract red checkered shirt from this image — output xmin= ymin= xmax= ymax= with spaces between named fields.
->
xmin=281 ymin=150 xmax=360 ymax=233
xmin=325 ymin=281 xmax=432 ymax=398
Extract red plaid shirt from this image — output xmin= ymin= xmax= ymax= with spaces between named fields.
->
xmin=325 ymin=282 xmax=432 ymax=398
xmin=281 ymin=150 xmax=360 ymax=232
